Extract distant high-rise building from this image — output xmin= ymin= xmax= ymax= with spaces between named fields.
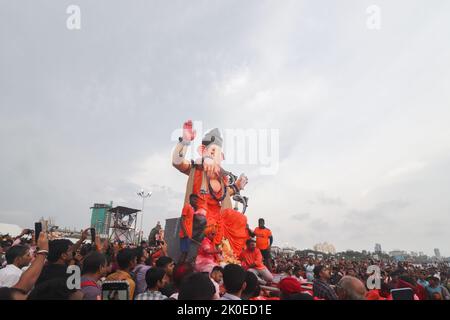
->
xmin=434 ymin=248 xmax=441 ymax=258
xmin=375 ymin=243 xmax=382 ymax=253
xmin=90 ymin=202 xmax=113 ymax=236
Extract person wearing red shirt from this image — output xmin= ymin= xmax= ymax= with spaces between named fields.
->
xmin=151 ymin=240 xmax=167 ymax=261
xmin=251 ymin=218 xmax=273 ymax=270
xmin=239 ymin=238 xmax=273 ymax=284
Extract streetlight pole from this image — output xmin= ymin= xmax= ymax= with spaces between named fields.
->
xmin=137 ymin=189 xmax=152 ymax=244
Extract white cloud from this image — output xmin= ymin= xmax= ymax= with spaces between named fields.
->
xmin=385 ymin=161 xmax=427 ymax=179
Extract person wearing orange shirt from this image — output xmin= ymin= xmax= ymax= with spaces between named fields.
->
xmin=179 ymin=194 xmax=198 ymax=263
xmin=252 ymin=218 xmax=273 ymax=270
xmin=239 ymin=238 xmax=273 ymax=285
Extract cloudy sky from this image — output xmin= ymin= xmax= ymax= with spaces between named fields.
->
xmin=1 ymin=0 xmax=449 ymax=256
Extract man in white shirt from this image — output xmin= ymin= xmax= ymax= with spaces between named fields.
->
xmin=0 ymin=245 xmax=32 ymax=288
xmin=304 ymin=259 xmax=315 ymax=282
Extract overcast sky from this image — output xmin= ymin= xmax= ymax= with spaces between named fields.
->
xmin=1 ymin=0 xmax=449 ymax=256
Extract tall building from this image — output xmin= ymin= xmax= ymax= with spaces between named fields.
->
xmin=375 ymin=243 xmax=382 ymax=253
xmin=90 ymin=202 xmax=113 ymax=237
xmin=434 ymin=248 xmax=441 ymax=258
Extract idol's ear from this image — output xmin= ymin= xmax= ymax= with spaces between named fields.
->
xmin=221 ymin=151 xmax=225 ymax=161
xmin=197 ymin=144 xmax=206 ymax=156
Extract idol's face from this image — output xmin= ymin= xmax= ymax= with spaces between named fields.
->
xmin=202 ymin=144 xmax=223 ymax=165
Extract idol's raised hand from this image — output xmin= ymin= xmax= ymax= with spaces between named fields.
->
xmin=182 ymin=120 xmax=196 ymax=142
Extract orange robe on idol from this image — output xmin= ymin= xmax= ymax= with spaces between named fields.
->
xmin=191 ymin=167 xmax=248 ymax=256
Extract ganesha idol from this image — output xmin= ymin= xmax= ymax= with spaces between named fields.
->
xmin=172 ymin=120 xmax=250 ymax=262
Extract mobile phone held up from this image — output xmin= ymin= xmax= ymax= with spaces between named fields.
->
xmin=101 ymin=281 xmax=129 ymax=300
xmin=34 ymin=222 xmax=42 ymax=242
xmin=391 ymin=288 xmax=414 ymax=300
xmin=90 ymin=228 xmax=96 ymax=243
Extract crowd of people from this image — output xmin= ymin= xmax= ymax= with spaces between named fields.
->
xmin=0 ymin=222 xmax=449 ymax=301
xmin=270 ymin=255 xmax=450 ymax=300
